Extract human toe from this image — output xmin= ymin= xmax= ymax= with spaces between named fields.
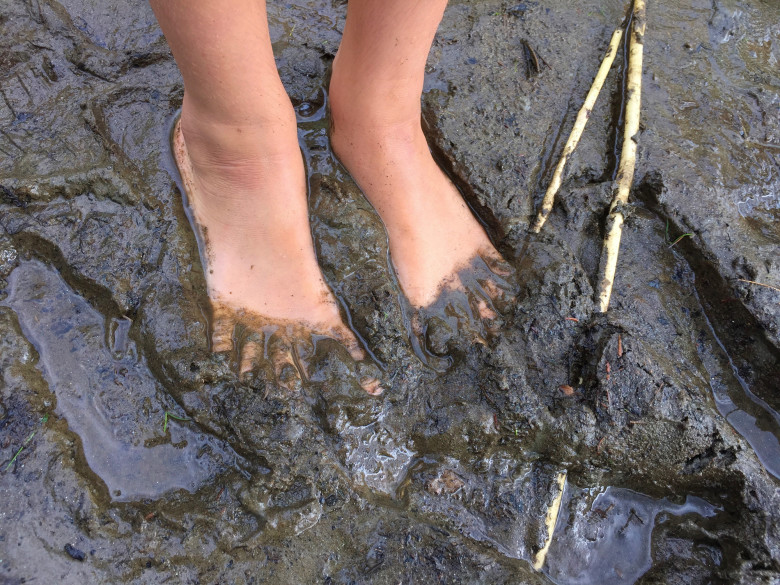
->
xmin=210 ymin=305 xmax=236 ymax=353
xmin=267 ymin=328 xmax=304 ymax=391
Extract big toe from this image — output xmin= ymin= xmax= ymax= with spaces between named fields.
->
xmin=331 ymin=325 xmax=384 ymax=395
xmin=356 ymin=360 xmax=384 ymax=396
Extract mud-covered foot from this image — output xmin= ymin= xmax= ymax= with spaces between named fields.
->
xmin=329 ymin=84 xmax=513 ymax=366
xmin=172 ymin=106 xmax=381 ymax=395
xmin=410 ymin=256 xmax=514 ymax=366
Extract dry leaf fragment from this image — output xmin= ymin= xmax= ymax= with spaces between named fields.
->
xmin=427 ymin=470 xmax=465 ymax=496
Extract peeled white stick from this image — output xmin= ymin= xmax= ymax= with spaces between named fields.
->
xmin=597 ymin=0 xmax=646 ymax=312
xmin=531 ymin=26 xmax=624 ymax=233
xmin=532 ymin=470 xmax=567 ymax=571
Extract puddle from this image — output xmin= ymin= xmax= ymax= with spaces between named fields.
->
xmin=544 ymin=484 xmax=720 ymax=585
xmin=683 ymin=244 xmax=780 ymax=480
xmin=3 ymin=260 xmax=242 ymax=502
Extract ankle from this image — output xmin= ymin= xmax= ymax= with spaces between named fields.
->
xmin=329 ymin=95 xmax=426 ymax=158
xmin=180 ymin=96 xmax=301 ymax=170
xmin=174 ymin=110 xmax=308 ymax=233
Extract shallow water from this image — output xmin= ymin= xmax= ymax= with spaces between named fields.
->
xmin=545 ymin=485 xmax=719 ymax=585
xmin=4 ymin=260 xmax=242 ymax=501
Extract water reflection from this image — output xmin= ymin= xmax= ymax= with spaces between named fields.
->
xmin=4 ymin=260 xmax=241 ymax=501
xmin=544 ymin=483 xmax=719 ymax=585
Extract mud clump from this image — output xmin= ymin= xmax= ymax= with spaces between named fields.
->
xmin=1 ymin=0 xmax=779 ymax=583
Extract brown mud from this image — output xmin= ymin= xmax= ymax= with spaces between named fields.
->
xmin=1 ymin=0 xmax=779 ymax=583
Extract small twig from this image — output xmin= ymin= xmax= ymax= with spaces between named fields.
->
xmin=531 ymin=26 xmax=625 ymax=233
xmin=533 ymin=470 xmax=567 ymax=570
xmin=522 ymin=40 xmax=548 ymax=78
xmin=596 ymin=0 xmax=646 ymax=312
xmin=737 ymin=279 xmax=780 ymax=295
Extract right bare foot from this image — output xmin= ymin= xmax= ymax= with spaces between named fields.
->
xmin=172 ymin=100 xmax=381 ymax=395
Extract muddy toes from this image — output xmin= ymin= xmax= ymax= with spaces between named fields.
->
xmin=237 ymin=328 xmax=315 ymax=390
xmin=481 ymin=249 xmax=514 ymax=278
xmin=408 ymin=255 xmax=518 ymax=368
xmin=425 ymin=315 xmax=457 ymax=356
xmin=474 ymin=297 xmax=497 ymax=320
xmin=356 ymin=360 xmax=384 ymax=396
xmin=329 ymin=323 xmax=367 ymax=362
xmin=292 ymin=337 xmax=315 ymax=382
xmin=205 ymin=301 xmax=379 ymax=394
xmin=306 ymin=336 xmax=385 ymax=397
xmin=267 ymin=329 xmax=304 ymax=391
xmin=311 ymin=323 xmax=384 ymax=395
xmin=238 ymin=331 xmax=264 ymax=377
xmin=447 ymin=290 xmax=489 ymax=346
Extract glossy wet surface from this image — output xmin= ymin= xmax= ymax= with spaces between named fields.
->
xmin=1 ymin=0 xmax=779 ymax=583
xmin=4 ymin=260 xmax=242 ymax=501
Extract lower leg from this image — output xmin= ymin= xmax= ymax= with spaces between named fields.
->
xmin=151 ymin=0 xmax=363 ymax=357
xmin=329 ymin=0 xmax=504 ymax=309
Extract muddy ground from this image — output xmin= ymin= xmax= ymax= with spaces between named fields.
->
xmin=1 ymin=0 xmax=779 ymax=583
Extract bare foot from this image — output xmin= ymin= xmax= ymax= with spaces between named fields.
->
xmin=329 ymin=79 xmax=513 ymax=364
xmin=172 ymin=104 xmax=381 ymax=394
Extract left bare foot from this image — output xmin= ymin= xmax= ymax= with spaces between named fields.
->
xmin=329 ymin=70 xmax=513 ymax=361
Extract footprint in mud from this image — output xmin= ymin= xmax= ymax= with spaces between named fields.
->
xmin=3 ymin=260 xmax=242 ymax=502
xmin=406 ymin=254 xmax=517 ymax=370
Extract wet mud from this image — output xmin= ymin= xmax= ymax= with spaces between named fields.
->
xmin=1 ymin=0 xmax=779 ymax=583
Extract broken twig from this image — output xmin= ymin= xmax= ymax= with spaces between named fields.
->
xmin=737 ymin=279 xmax=780 ymax=296
xmin=596 ymin=0 xmax=646 ymax=312
xmin=531 ymin=26 xmax=624 ymax=233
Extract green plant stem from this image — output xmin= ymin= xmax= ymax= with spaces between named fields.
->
xmin=163 ymin=411 xmax=191 ymax=433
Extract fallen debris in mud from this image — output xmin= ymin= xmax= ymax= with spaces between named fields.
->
xmin=531 ymin=25 xmax=625 ymax=233
xmin=597 ymin=0 xmax=646 ymax=313
xmin=63 ymin=543 xmax=86 ymax=562
xmin=737 ymin=278 xmax=780 ymax=300
xmin=532 ymin=470 xmax=567 ymax=570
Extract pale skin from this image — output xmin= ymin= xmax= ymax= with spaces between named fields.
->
xmin=150 ymin=0 xmax=509 ymax=390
